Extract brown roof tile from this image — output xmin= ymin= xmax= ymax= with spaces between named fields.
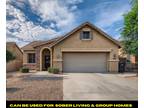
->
xmin=21 ymin=22 xmax=121 ymax=51
xmin=33 ymin=36 xmax=64 ymax=48
xmin=21 ymin=36 xmax=63 ymax=51
xmin=21 ymin=41 xmax=43 ymax=51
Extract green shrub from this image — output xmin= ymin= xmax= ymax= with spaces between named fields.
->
xmin=6 ymin=50 xmax=15 ymax=63
xmin=20 ymin=67 xmax=29 ymax=73
xmin=48 ymin=67 xmax=59 ymax=74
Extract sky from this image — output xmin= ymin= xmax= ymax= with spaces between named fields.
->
xmin=6 ymin=0 xmax=132 ymax=47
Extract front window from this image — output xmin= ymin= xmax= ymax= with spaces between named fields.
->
xmin=28 ymin=53 xmax=35 ymax=63
xmin=82 ymin=31 xmax=91 ymax=40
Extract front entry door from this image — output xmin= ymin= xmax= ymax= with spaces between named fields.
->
xmin=44 ymin=55 xmax=50 ymax=70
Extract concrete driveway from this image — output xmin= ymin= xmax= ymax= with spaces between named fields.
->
xmin=63 ymin=73 xmax=137 ymax=100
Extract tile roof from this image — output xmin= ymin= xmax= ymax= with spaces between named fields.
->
xmin=21 ymin=36 xmax=63 ymax=51
xmin=21 ymin=22 xmax=121 ymax=51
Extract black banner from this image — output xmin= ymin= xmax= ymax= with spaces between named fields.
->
xmin=6 ymin=101 xmax=138 ymax=108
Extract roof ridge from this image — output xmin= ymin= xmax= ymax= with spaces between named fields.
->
xmin=33 ymin=36 xmax=64 ymax=48
xmin=6 ymin=42 xmax=23 ymax=54
xmin=49 ymin=22 xmax=121 ymax=48
xmin=21 ymin=22 xmax=121 ymax=51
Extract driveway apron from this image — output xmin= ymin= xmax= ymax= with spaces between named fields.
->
xmin=63 ymin=73 xmax=138 ymax=100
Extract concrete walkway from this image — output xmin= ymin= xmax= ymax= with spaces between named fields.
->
xmin=63 ymin=73 xmax=138 ymax=100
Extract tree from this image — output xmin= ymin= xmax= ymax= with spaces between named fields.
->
xmin=121 ymin=0 xmax=138 ymax=56
xmin=6 ymin=50 xmax=15 ymax=63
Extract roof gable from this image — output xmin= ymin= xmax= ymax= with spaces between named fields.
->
xmin=7 ymin=42 xmax=23 ymax=54
xmin=50 ymin=22 xmax=121 ymax=48
xmin=21 ymin=41 xmax=43 ymax=51
xmin=22 ymin=22 xmax=121 ymax=51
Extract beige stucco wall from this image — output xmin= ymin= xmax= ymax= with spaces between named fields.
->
xmin=6 ymin=43 xmax=23 ymax=61
xmin=23 ymin=50 xmax=35 ymax=64
xmin=6 ymin=60 xmax=23 ymax=72
xmin=52 ymin=25 xmax=119 ymax=72
xmin=6 ymin=43 xmax=23 ymax=72
xmin=23 ymin=50 xmax=36 ymax=70
xmin=23 ymin=47 xmax=52 ymax=71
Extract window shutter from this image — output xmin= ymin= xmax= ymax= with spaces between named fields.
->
xmin=80 ymin=31 xmax=83 ymax=40
xmin=90 ymin=30 xmax=93 ymax=40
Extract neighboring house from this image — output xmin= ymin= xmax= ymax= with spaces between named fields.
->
xmin=22 ymin=22 xmax=121 ymax=73
xmin=6 ymin=42 xmax=23 ymax=72
xmin=119 ymin=48 xmax=137 ymax=64
xmin=119 ymin=48 xmax=137 ymax=71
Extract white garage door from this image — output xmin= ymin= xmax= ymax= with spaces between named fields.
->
xmin=63 ymin=52 xmax=107 ymax=72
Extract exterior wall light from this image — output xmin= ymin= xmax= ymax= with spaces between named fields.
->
xmin=113 ymin=54 xmax=117 ymax=60
xmin=56 ymin=54 xmax=61 ymax=59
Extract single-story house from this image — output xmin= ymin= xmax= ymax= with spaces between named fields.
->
xmin=6 ymin=42 xmax=23 ymax=72
xmin=22 ymin=22 xmax=121 ymax=73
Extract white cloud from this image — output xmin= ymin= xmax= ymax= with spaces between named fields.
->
xmin=64 ymin=0 xmax=83 ymax=5
xmin=28 ymin=0 xmax=77 ymax=28
xmin=6 ymin=2 xmax=25 ymax=22
xmin=6 ymin=0 xmax=83 ymax=46
xmin=7 ymin=18 xmax=57 ymax=41
xmin=50 ymin=23 xmax=56 ymax=29
xmin=94 ymin=1 xmax=131 ymax=28
xmin=95 ymin=9 xmax=124 ymax=28
xmin=70 ymin=5 xmax=78 ymax=11
xmin=6 ymin=1 xmax=57 ymax=41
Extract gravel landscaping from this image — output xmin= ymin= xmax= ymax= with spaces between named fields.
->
xmin=6 ymin=72 xmax=63 ymax=100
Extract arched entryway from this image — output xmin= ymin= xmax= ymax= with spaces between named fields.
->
xmin=40 ymin=48 xmax=51 ymax=71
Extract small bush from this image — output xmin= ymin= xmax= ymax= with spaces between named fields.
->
xmin=6 ymin=50 xmax=15 ymax=63
xmin=48 ymin=67 xmax=59 ymax=74
xmin=20 ymin=67 xmax=29 ymax=73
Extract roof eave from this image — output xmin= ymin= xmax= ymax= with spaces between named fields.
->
xmin=50 ymin=22 xmax=121 ymax=48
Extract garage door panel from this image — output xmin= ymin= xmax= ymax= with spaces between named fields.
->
xmin=63 ymin=53 xmax=107 ymax=72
